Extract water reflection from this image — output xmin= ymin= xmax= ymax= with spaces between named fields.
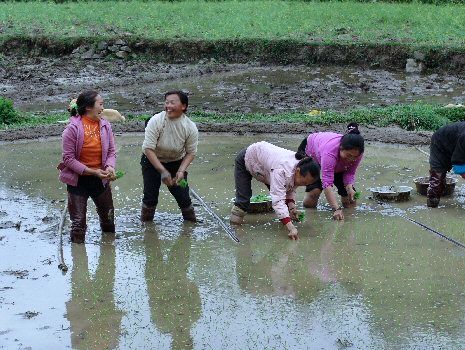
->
xmin=144 ymin=225 xmax=201 ymax=350
xmin=66 ymin=234 xmax=123 ymax=349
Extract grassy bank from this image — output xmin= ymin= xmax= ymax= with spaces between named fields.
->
xmin=1 ymin=1 xmax=465 ymax=49
xmin=2 ymin=104 xmax=464 ymax=132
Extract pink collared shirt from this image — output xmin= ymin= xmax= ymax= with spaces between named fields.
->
xmin=244 ymin=141 xmax=298 ymax=220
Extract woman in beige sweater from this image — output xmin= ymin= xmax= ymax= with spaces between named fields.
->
xmin=140 ymin=91 xmax=199 ymax=222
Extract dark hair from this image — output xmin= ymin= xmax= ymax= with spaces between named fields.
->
xmin=164 ymin=90 xmax=189 ymax=111
xmin=295 ymin=152 xmax=320 ymax=178
xmin=71 ymin=90 xmax=100 ymax=116
xmin=340 ymin=122 xmax=364 ymax=153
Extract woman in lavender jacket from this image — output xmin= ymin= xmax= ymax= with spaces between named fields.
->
xmin=57 ymin=90 xmax=117 ymax=244
xmin=298 ymin=123 xmax=364 ymax=221
xmin=229 ymin=141 xmax=320 ymax=240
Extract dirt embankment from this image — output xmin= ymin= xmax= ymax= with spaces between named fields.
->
xmin=0 ymin=121 xmax=432 ymax=145
xmin=2 ymin=37 xmax=465 ymax=72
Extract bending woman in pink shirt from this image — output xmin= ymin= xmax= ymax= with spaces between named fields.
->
xmin=229 ymin=141 xmax=320 ymax=240
xmin=298 ymin=123 xmax=364 ymax=221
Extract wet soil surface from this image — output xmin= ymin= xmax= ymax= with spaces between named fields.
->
xmin=1 ymin=56 xmax=464 ymax=143
xmin=1 ymin=135 xmax=465 ymax=349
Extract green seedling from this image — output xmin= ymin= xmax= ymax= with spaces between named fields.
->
xmin=250 ymin=194 xmax=272 ymax=203
xmin=354 ymin=191 xmax=361 ymax=200
xmin=178 ymin=179 xmax=188 ymax=188
xmin=115 ymin=170 xmax=125 ymax=179
xmin=297 ymin=211 xmax=306 ymax=222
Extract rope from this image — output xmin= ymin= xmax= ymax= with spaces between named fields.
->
xmin=189 ymin=188 xmax=240 ymax=243
xmin=57 ymin=199 xmax=69 ymax=272
xmin=378 ymin=201 xmax=465 ymax=249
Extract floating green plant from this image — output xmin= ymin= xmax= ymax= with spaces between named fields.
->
xmin=297 ymin=211 xmax=306 ymax=222
xmin=178 ymin=179 xmax=188 ymax=188
xmin=250 ymin=194 xmax=272 ymax=203
xmin=354 ymin=191 xmax=361 ymax=200
xmin=115 ymin=170 xmax=125 ymax=179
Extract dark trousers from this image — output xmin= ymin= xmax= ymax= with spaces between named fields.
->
xmin=67 ymin=176 xmax=115 ymax=235
xmin=234 ymin=148 xmax=253 ymax=212
xmin=140 ymin=154 xmax=192 ymax=210
xmin=305 ymin=172 xmax=350 ymax=197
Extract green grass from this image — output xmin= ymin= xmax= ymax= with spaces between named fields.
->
xmin=2 ymin=104 xmax=464 ymax=132
xmin=1 ymin=1 xmax=465 ymax=49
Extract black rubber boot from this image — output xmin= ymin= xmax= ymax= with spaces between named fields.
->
xmin=427 ymin=170 xmax=446 ymax=208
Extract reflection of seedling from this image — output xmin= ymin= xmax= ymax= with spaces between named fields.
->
xmin=297 ymin=211 xmax=306 ymax=222
xmin=250 ymin=194 xmax=272 ymax=203
xmin=115 ymin=170 xmax=125 ymax=179
xmin=354 ymin=191 xmax=361 ymax=200
xmin=178 ymin=179 xmax=188 ymax=188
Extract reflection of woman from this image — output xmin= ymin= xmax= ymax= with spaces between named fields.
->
xmin=58 ymin=90 xmax=117 ymax=244
xmin=298 ymin=123 xmax=364 ymax=220
xmin=140 ymin=91 xmax=199 ymax=223
xmin=144 ymin=230 xmax=201 ymax=349
xmin=66 ymin=235 xmax=122 ymax=349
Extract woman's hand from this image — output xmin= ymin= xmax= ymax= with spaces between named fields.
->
xmin=332 ymin=208 xmax=344 ymax=221
xmin=106 ymin=166 xmax=116 ymax=181
xmin=285 ymin=222 xmax=299 ymax=240
xmin=161 ymin=171 xmax=174 ymax=187
xmin=93 ymin=168 xmax=110 ymax=179
xmin=346 ymin=185 xmax=356 ymax=202
xmin=174 ymin=171 xmax=185 ymax=184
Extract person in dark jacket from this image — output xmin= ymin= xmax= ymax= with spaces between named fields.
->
xmin=427 ymin=121 xmax=465 ymax=207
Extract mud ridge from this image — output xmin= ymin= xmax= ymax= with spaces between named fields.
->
xmin=2 ymin=37 xmax=465 ymax=72
xmin=0 ymin=121 xmax=432 ymax=145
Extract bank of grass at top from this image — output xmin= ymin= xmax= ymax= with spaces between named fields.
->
xmin=1 ymin=1 xmax=465 ymax=49
xmin=1 ymin=104 xmax=464 ymax=132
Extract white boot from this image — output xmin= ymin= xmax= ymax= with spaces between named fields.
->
xmin=230 ymin=205 xmax=246 ymax=225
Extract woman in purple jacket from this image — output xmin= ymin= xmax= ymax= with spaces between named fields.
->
xmin=58 ymin=90 xmax=117 ymax=244
xmin=298 ymin=123 xmax=364 ymax=221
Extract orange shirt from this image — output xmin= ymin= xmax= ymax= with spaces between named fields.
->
xmin=79 ymin=116 xmax=102 ymax=171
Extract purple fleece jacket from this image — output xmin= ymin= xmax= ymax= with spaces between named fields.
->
xmin=58 ymin=115 xmax=116 ymax=187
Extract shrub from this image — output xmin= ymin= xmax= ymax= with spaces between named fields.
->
xmin=0 ymin=97 xmax=21 ymax=125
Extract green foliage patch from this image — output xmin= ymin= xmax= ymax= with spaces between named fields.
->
xmin=0 ymin=97 xmax=21 ymax=125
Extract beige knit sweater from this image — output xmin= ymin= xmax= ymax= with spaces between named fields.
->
xmin=142 ymin=111 xmax=198 ymax=163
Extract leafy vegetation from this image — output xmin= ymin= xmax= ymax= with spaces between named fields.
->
xmin=1 ymin=104 xmax=464 ymax=132
xmin=0 ymin=97 xmax=21 ymax=125
xmin=1 ymin=1 xmax=465 ymax=49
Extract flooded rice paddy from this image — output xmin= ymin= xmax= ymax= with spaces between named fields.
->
xmin=5 ymin=61 xmax=465 ymax=115
xmin=1 ymin=134 xmax=465 ymax=349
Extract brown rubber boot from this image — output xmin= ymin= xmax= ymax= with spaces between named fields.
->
xmin=230 ymin=205 xmax=246 ymax=225
xmin=181 ymin=205 xmax=197 ymax=222
xmin=68 ymin=192 xmax=88 ymax=244
xmin=93 ymin=185 xmax=115 ymax=233
xmin=141 ymin=204 xmax=156 ymax=222
xmin=427 ymin=170 xmax=446 ymax=208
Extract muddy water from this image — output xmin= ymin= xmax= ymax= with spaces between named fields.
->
xmin=1 ymin=135 xmax=465 ymax=349
xmin=4 ymin=59 xmax=465 ymax=115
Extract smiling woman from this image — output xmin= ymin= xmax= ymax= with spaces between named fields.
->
xmin=140 ymin=90 xmax=199 ymax=223
xmin=57 ymin=90 xmax=117 ymax=244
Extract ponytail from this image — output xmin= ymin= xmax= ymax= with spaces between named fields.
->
xmin=341 ymin=122 xmax=364 ymax=153
xmin=295 ymin=156 xmax=320 ymax=178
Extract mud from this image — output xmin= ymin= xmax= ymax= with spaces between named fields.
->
xmin=1 ymin=135 xmax=465 ymax=349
